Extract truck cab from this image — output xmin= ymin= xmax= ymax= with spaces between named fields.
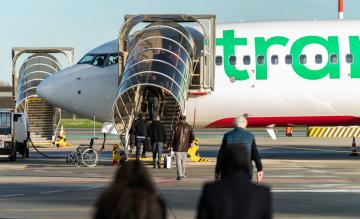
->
xmin=0 ymin=110 xmax=29 ymax=161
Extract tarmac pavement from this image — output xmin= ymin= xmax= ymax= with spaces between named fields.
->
xmin=0 ymin=129 xmax=360 ymax=219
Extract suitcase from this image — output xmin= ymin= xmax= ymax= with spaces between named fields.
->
xmin=164 ymin=154 xmax=172 ymax=169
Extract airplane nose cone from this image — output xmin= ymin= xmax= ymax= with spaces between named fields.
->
xmin=37 ymin=73 xmax=70 ymax=108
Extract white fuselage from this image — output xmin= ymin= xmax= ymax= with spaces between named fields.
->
xmin=37 ymin=20 xmax=360 ymax=128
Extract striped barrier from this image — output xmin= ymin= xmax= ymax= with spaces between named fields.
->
xmin=188 ymin=138 xmax=210 ymax=162
xmin=308 ymin=126 xmax=360 ymax=138
xmin=112 ymin=144 xmax=120 ymax=166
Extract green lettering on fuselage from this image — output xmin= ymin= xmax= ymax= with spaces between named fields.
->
xmin=255 ymin=36 xmax=289 ymax=80
xmin=216 ymin=29 xmax=355 ymax=81
xmin=290 ymin=36 xmax=339 ymax=80
xmin=349 ymin=36 xmax=360 ymax=78
xmin=215 ymin=30 xmax=248 ymax=80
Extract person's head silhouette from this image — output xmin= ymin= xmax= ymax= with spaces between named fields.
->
xmin=93 ymin=161 xmax=167 ymax=219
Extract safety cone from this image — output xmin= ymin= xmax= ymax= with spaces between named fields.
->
xmin=350 ymin=137 xmax=358 ymax=156
xmin=285 ymin=127 xmax=293 ymax=137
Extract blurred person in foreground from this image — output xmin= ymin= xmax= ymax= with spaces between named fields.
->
xmin=93 ymin=161 xmax=167 ymax=219
xmin=215 ymin=116 xmax=264 ymax=182
xmin=197 ymin=145 xmax=272 ymax=219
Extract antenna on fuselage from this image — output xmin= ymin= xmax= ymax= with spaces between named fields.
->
xmin=338 ymin=0 xmax=344 ymax=20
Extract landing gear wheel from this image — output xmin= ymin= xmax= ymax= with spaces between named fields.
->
xmin=81 ymin=148 xmax=98 ymax=167
xmin=25 ymin=148 xmax=29 ymax=158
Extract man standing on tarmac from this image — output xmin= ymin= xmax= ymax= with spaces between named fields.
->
xmin=171 ymin=115 xmax=195 ymax=180
xmin=148 ymin=115 xmax=167 ymax=169
xmin=215 ymin=116 xmax=264 ymax=182
xmin=133 ymin=114 xmax=149 ymax=159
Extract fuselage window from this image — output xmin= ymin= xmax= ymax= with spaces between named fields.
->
xmin=105 ymin=54 xmax=119 ymax=66
xmin=215 ymin=56 xmax=223 ymax=65
xmin=346 ymin=54 xmax=354 ymax=64
xmin=315 ymin=54 xmax=322 ymax=64
xmin=300 ymin=54 xmax=307 ymax=64
xmin=285 ymin=54 xmax=292 ymax=64
xmin=243 ymin=55 xmax=251 ymax=65
xmin=271 ymin=55 xmax=279 ymax=65
xmin=229 ymin=55 xmax=237 ymax=65
xmin=257 ymin=55 xmax=265 ymax=65
xmin=330 ymin=54 xmax=338 ymax=64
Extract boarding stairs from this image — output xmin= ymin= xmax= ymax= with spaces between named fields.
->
xmin=27 ymin=99 xmax=57 ymax=143
xmin=113 ymin=15 xmax=216 ymax=149
xmin=159 ymin=95 xmax=181 ymax=142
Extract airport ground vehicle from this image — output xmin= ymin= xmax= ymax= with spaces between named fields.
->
xmin=0 ymin=110 xmax=29 ymax=161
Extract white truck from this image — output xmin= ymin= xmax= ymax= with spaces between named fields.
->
xmin=0 ymin=110 xmax=29 ymax=161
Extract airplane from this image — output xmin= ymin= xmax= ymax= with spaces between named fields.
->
xmin=36 ymin=15 xmax=360 ymax=141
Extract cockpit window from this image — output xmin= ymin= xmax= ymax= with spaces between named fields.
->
xmin=78 ymin=54 xmax=95 ymax=64
xmin=105 ymin=54 xmax=119 ymax=66
xmin=93 ymin=55 xmax=106 ymax=66
xmin=78 ymin=54 xmax=107 ymax=67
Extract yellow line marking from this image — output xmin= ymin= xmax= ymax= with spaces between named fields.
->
xmin=338 ymin=127 xmax=346 ymax=138
xmin=271 ymin=145 xmax=350 ymax=153
xmin=127 ymin=157 xmax=154 ymax=161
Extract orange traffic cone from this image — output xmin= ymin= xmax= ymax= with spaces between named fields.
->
xmin=350 ymin=137 xmax=358 ymax=156
xmin=285 ymin=127 xmax=293 ymax=137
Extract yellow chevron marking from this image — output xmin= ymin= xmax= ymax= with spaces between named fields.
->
xmin=328 ymin=127 xmax=337 ymax=137
xmin=313 ymin=128 xmax=321 ymax=137
xmin=343 ymin=127 xmax=351 ymax=138
xmin=112 ymin=144 xmax=120 ymax=161
xmin=309 ymin=127 xmax=317 ymax=136
xmin=338 ymin=127 xmax=346 ymax=138
xmin=323 ymin=127 xmax=332 ymax=137
xmin=188 ymin=138 xmax=212 ymax=162
xmin=318 ymin=127 xmax=326 ymax=138
xmin=348 ymin=127 xmax=356 ymax=137
xmin=354 ymin=128 xmax=360 ymax=137
xmin=333 ymin=127 xmax=341 ymax=137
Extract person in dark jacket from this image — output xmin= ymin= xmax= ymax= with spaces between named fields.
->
xmin=197 ymin=145 xmax=272 ymax=219
xmin=146 ymin=86 xmax=163 ymax=121
xmin=215 ymin=116 xmax=264 ymax=182
xmin=148 ymin=115 xmax=167 ymax=168
xmin=133 ymin=114 xmax=149 ymax=159
xmin=94 ymin=161 xmax=167 ymax=219
xmin=171 ymin=115 xmax=195 ymax=180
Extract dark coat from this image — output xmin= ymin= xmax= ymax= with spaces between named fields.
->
xmin=216 ymin=127 xmax=263 ymax=179
xmin=147 ymin=120 xmax=167 ymax=144
xmin=197 ymin=172 xmax=272 ymax=219
xmin=133 ymin=118 xmax=147 ymax=137
xmin=171 ymin=121 xmax=195 ymax=152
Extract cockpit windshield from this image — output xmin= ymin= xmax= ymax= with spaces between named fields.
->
xmin=78 ymin=53 xmax=118 ymax=67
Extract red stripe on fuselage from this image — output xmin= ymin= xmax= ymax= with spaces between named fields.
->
xmin=205 ymin=116 xmax=360 ymax=128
